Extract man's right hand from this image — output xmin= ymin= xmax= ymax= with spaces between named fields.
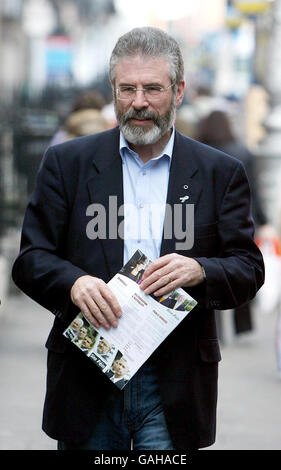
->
xmin=70 ymin=275 xmax=122 ymax=330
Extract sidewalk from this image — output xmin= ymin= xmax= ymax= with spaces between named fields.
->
xmin=213 ymin=304 xmax=281 ymax=450
xmin=0 ymin=292 xmax=280 ymax=450
xmin=0 ymin=293 xmax=56 ymax=450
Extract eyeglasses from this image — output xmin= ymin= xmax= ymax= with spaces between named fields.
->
xmin=116 ymin=83 xmax=175 ymax=101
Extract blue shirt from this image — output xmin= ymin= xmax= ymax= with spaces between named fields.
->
xmin=119 ymin=128 xmax=175 ymax=265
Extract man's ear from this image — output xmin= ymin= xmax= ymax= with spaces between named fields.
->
xmin=176 ymin=80 xmax=185 ymax=107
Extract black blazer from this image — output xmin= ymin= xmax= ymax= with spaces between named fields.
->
xmin=12 ymin=127 xmax=264 ymax=449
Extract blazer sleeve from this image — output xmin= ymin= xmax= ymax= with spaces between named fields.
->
xmin=12 ymin=146 xmax=87 ymax=320
xmin=192 ymin=161 xmax=265 ymax=310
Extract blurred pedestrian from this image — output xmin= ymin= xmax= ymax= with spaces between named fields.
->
xmin=50 ymin=90 xmax=109 ymax=145
xmin=62 ymin=108 xmax=111 ymax=141
xmin=197 ymin=109 xmax=275 ymax=336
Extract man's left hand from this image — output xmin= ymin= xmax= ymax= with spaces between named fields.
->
xmin=139 ymin=253 xmax=205 ymax=297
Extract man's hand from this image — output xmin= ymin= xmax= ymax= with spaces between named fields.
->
xmin=139 ymin=253 xmax=205 ymax=297
xmin=70 ymin=275 xmax=122 ymax=329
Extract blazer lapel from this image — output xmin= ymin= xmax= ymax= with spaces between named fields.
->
xmin=87 ymin=128 xmax=124 ymax=277
xmin=161 ymin=131 xmax=202 ymax=256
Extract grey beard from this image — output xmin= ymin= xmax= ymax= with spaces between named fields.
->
xmin=120 ymin=120 xmax=163 ymax=145
xmin=114 ymin=98 xmax=176 ymax=146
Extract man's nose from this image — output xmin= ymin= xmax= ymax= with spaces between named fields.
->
xmin=131 ymin=90 xmax=149 ymax=108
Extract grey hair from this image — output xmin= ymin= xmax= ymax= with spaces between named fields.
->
xmin=109 ymin=27 xmax=184 ymax=85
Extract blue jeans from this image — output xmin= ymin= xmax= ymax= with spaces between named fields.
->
xmin=58 ymin=359 xmax=175 ymax=450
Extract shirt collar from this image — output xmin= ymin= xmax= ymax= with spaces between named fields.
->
xmin=119 ymin=126 xmax=175 ymax=168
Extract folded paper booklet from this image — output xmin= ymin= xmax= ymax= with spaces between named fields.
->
xmin=63 ymin=250 xmax=197 ymax=390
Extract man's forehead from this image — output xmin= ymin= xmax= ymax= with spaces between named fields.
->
xmin=114 ymin=55 xmax=170 ymax=80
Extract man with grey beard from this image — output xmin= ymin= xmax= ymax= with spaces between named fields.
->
xmin=12 ymin=27 xmax=264 ymax=451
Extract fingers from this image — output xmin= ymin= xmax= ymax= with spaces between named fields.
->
xmin=140 ymin=255 xmax=178 ymax=296
xmin=140 ymin=254 xmax=204 ymax=297
xmin=140 ymin=270 xmax=175 ymax=296
xmin=141 ymin=256 xmax=168 ymax=280
xmin=70 ymin=275 xmax=122 ymax=330
xmin=78 ymin=298 xmax=102 ymax=329
xmin=141 ymin=273 xmax=177 ymax=297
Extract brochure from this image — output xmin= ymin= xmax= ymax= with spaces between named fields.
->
xmin=63 ymin=250 xmax=197 ymax=390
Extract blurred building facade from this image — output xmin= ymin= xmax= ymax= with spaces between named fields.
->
xmin=0 ymin=0 xmax=118 ymax=229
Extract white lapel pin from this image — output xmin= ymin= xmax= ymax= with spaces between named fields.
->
xmin=179 ymin=195 xmax=189 ymax=203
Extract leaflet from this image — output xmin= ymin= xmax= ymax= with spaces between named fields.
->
xmin=63 ymin=250 xmax=197 ymax=390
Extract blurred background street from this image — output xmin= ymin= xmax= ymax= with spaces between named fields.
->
xmin=1 ymin=0 xmax=281 ymax=451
